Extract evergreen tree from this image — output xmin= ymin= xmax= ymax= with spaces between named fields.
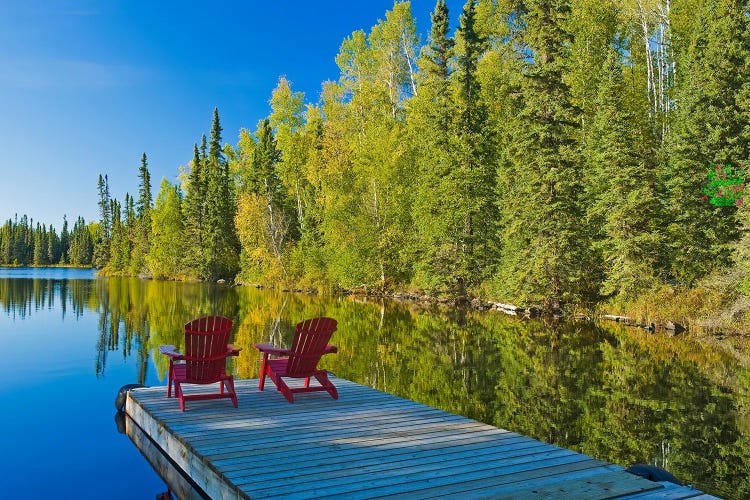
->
xmin=69 ymin=216 xmax=93 ymax=265
xmin=248 ymin=119 xmax=283 ymax=196
xmin=47 ymin=226 xmax=61 ymax=264
xmin=60 ymin=216 xmax=69 ymax=264
xmin=200 ymin=134 xmax=208 ymax=163
xmin=662 ymin=0 xmax=750 ymax=285
xmin=496 ymin=0 xmax=592 ymax=307
xmin=730 ymin=0 xmax=750 ymax=292
xmin=12 ymin=215 xmax=31 ymax=265
xmin=409 ymin=0 xmax=460 ymax=293
xmin=183 ymin=143 xmax=207 ymax=277
xmin=93 ymin=174 xmax=111 ymax=268
xmin=203 ymin=109 xmax=239 ymax=280
xmin=33 ymin=223 xmax=47 ymax=265
xmin=454 ymin=0 xmax=498 ymax=291
xmin=108 ymin=199 xmax=129 ymax=273
xmin=0 ymin=220 xmax=11 ymax=264
xmin=137 ymin=153 xmax=153 ymax=217
xmin=132 ymin=153 xmax=153 ymax=275
xmin=586 ymin=49 xmax=660 ymax=298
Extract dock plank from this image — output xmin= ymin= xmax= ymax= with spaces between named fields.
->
xmin=126 ymin=377 xmax=715 ymax=499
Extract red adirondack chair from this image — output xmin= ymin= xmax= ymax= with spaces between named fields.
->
xmin=159 ymin=316 xmax=240 ymax=411
xmin=253 ymin=317 xmax=339 ymax=403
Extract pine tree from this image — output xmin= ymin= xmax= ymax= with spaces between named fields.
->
xmin=69 ymin=216 xmax=93 ymax=265
xmin=408 ymin=0 xmax=461 ymax=293
xmin=108 ymin=199 xmax=129 ymax=273
xmin=248 ymin=119 xmax=283 ymax=196
xmin=586 ymin=49 xmax=660 ymax=298
xmin=455 ymin=0 xmax=498 ymax=291
xmin=137 ymin=153 xmax=153 ymax=217
xmin=131 ymin=153 xmax=153 ymax=275
xmin=496 ymin=0 xmax=591 ymax=307
xmin=183 ymin=143 xmax=207 ymax=278
xmin=33 ymin=223 xmax=47 ymax=265
xmin=0 ymin=219 xmax=11 ymax=264
xmin=47 ymin=225 xmax=61 ymax=264
xmin=662 ymin=0 xmax=750 ymax=285
xmin=203 ymin=109 xmax=239 ymax=280
xmin=730 ymin=0 xmax=750 ymax=292
xmin=93 ymin=174 xmax=111 ymax=268
xmin=60 ymin=216 xmax=69 ymax=264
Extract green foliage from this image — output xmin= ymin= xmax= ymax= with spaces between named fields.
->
xmin=64 ymin=0 xmax=750 ymax=310
xmin=183 ymin=142 xmax=208 ymax=277
xmin=410 ymin=0 xmax=498 ymax=295
xmin=93 ymin=174 xmax=111 ymax=268
xmin=585 ymin=49 xmax=660 ymax=299
xmin=494 ymin=0 xmax=593 ymax=306
xmin=235 ymin=119 xmax=296 ymax=284
xmin=202 ymin=109 xmax=240 ymax=280
xmin=131 ymin=153 xmax=153 ymax=275
xmin=147 ymin=178 xmax=185 ymax=279
xmin=107 ymin=199 xmax=129 ymax=273
xmin=68 ymin=216 xmax=93 ymax=265
xmin=662 ymin=0 xmax=750 ymax=286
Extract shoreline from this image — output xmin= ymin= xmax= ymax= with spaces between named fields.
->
xmin=0 ymin=264 xmax=750 ymax=349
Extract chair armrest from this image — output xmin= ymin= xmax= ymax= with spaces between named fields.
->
xmin=324 ymin=344 xmax=338 ymax=354
xmin=227 ymin=344 xmax=242 ymax=356
xmin=159 ymin=345 xmax=184 ymax=360
xmin=253 ymin=343 xmax=291 ymax=357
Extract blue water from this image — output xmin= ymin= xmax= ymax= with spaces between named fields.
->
xmin=0 ymin=269 xmax=167 ymax=498
xmin=0 ymin=267 xmax=98 ymax=280
xmin=1 ymin=267 xmax=746 ymax=499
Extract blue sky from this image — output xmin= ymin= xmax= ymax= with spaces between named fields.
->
xmin=0 ymin=0 xmax=460 ymax=231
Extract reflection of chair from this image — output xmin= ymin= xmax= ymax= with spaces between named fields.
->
xmin=159 ymin=316 xmax=240 ymax=411
xmin=253 ymin=317 xmax=338 ymax=403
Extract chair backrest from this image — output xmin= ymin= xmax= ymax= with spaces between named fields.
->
xmin=183 ymin=316 xmax=233 ymax=383
xmin=286 ymin=317 xmax=337 ymax=377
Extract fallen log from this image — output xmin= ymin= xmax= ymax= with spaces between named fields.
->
xmin=602 ymin=314 xmax=635 ymax=323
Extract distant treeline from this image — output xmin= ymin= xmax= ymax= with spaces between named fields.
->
xmin=0 ymin=215 xmax=93 ymax=266
xmin=20 ymin=1 xmax=750 ymax=309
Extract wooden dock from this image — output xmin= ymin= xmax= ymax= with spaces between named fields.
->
xmin=125 ymin=377 xmax=715 ymax=499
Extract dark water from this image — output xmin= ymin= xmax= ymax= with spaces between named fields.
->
xmin=0 ymin=269 xmax=747 ymax=499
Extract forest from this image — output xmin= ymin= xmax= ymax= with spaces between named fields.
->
xmin=2 ymin=0 xmax=750 ymax=315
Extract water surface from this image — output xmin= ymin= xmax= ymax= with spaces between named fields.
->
xmin=0 ymin=269 xmax=747 ymax=498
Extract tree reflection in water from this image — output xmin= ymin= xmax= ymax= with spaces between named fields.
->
xmin=0 ymin=276 xmax=748 ymax=499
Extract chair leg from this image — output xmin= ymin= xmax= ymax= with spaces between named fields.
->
xmin=225 ymin=377 xmax=238 ymax=408
xmin=175 ymin=381 xmax=185 ymax=411
xmin=281 ymin=383 xmax=294 ymax=403
xmin=315 ymin=372 xmax=338 ymax=400
xmin=166 ymin=361 xmax=174 ymax=397
xmin=258 ymin=354 xmax=268 ymax=391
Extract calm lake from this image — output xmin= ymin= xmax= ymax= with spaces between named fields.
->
xmin=0 ymin=268 xmax=747 ymax=499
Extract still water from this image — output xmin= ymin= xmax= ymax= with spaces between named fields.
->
xmin=0 ymin=269 xmax=747 ymax=499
